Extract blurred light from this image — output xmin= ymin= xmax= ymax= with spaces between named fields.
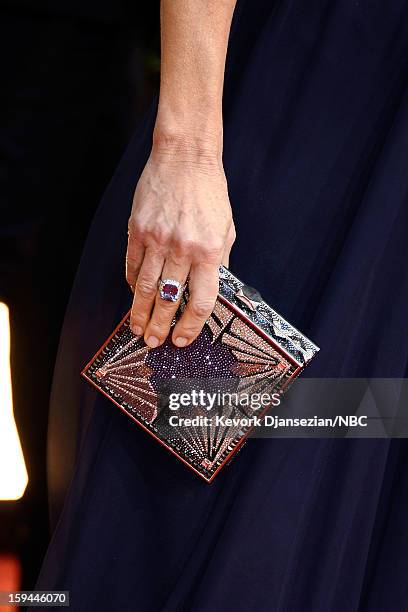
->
xmin=0 ymin=302 xmax=28 ymax=500
xmin=0 ymin=553 xmax=21 ymax=587
xmin=0 ymin=554 xmax=21 ymax=611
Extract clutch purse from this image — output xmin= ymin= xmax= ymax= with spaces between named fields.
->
xmin=82 ymin=266 xmax=319 ymax=482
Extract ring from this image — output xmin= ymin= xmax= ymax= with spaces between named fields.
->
xmin=158 ymin=278 xmax=186 ymax=302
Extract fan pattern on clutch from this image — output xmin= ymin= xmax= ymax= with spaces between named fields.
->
xmin=224 ymin=318 xmax=292 ymax=395
xmin=93 ymin=330 xmax=157 ymax=423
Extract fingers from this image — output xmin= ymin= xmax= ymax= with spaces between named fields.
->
xmin=143 ymin=254 xmax=190 ymax=348
xmin=126 ymin=226 xmax=144 ymax=292
xmin=130 ymin=247 xmax=165 ymax=337
xmin=127 ymin=220 xmax=235 ymax=348
xmin=172 ymin=263 xmax=219 ymax=347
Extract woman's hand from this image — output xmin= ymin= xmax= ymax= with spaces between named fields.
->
xmin=126 ymin=0 xmax=238 ymax=349
xmin=126 ymin=140 xmax=235 ymax=349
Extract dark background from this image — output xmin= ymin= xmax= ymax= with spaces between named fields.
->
xmin=0 ymin=0 xmax=160 ymax=589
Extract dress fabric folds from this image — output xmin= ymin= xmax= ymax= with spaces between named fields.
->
xmin=37 ymin=1 xmax=408 ymax=610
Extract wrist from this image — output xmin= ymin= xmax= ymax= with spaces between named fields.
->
xmin=152 ymin=128 xmax=223 ymax=166
xmin=153 ymin=97 xmax=223 ymax=162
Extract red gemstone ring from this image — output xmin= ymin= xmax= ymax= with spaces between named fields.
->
xmin=158 ymin=278 xmax=186 ymax=302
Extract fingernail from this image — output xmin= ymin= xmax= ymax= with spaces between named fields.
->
xmin=146 ymin=336 xmax=159 ymax=348
xmin=131 ymin=325 xmax=143 ymax=336
xmin=174 ymin=337 xmax=188 ymax=347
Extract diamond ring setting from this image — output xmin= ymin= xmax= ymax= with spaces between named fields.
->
xmin=158 ymin=278 xmax=186 ymax=302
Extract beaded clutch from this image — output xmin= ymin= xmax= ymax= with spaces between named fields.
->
xmin=82 ymin=266 xmax=319 ymax=482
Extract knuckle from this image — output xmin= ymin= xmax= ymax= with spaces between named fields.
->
xmin=190 ymin=300 xmax=215 ymax=319
xmin=127 ymin=217 xmax=135 ymax=234
xmin=148 ymin=320 xmax=169 ymax=337
xmin=128 ymin=217 xmax=143 ymax=239
xmin=148 ymin=225 xmax=171 ymax=248
xmin=198 ymin=241 xmax=224 ymax=261
xmin=136 ymin=277 xmax=157 ymax=298
xmin=172 ymin=236 xmax=195 ymax=257
xmin=176 ymin=322 xmax=203 ymax=340
xmin=130 ymin=311 xmax=144 ymax=326
xmin=126 ymin=256 xmax=139 ymax=270
xmin=166 ymin=251 xmax=186 ymax=268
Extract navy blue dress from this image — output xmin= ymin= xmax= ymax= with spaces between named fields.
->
xmin=37 ymin=2 xmax=408 ymax=610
